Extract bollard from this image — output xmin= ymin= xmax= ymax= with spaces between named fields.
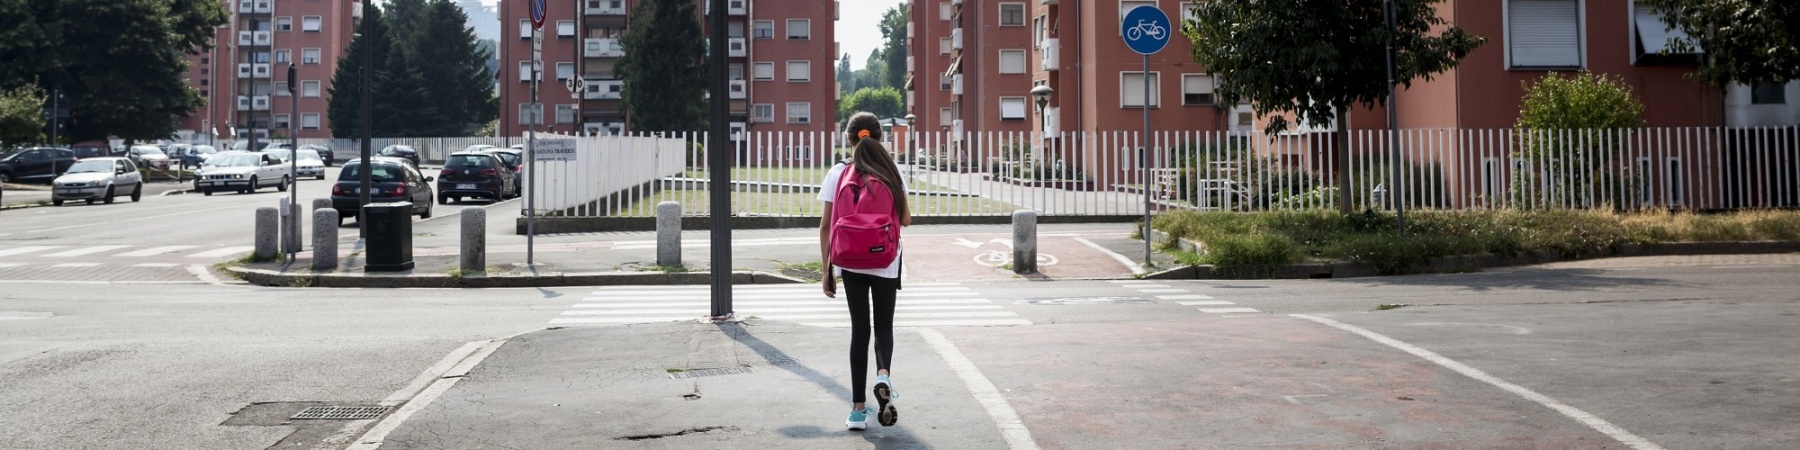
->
xmin=460 ymin=207 xmax=486 ymax=275
xmin=312 ymin=209 xmax=338 ymax=271
xmin=656 ymin=201 xmax=681 ymax=267
xmin=312 ymin=197 xmax=331 ymax=213
xmin=254 ymin=207 xmax=278 ymax=261
xmin=1012 ymin=209 xmax=1038 ymax=274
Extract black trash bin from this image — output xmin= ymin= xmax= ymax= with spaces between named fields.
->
xmin=362 ymin=202 xmax=414 ymax=271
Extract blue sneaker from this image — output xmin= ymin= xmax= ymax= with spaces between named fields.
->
xmin=874 ymin=375 xmax=899 ymax=426
xmin=846 ymin=406 xmax=874 ymax=430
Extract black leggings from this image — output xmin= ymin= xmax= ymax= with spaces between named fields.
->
xmin=842 ymin=271 xmax=899 ymax=404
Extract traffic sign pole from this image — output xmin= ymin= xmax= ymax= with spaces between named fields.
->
xmin=1121 ymin=5 xmax=1170 ymax=267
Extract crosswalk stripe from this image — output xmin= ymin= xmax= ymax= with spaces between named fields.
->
xmin=573 ymin=298 xmax=997 ymax=308
xmin=1157 ymin=294 xmax=1214 ymax=300
xmin=1107 ymin=280 xmax=1158 ymax=284
xmin=583 ymin=291 xmax=978 ymax=301
xmin=587 ymin=282 xmax=964 ymax=291
xmin=800 ymin=319 xmax=1034 ymax=328
xmin=1198 ymin=307 xmax=1261 ymax=314
xmin=550 ymin=316 xmax=696 ymax=324
xmin=0 ymin=263 xmax=22 ymax=268
xmin=1120 ymin=284 xmax=1172 ymax=288
xmin=0 ymin=246 xmax=62 ymax=258
xmin=116 ymin=245 xmax=200 ymax=257
xmin=43 ymin=245 xmax=130 ymax=257
xmin=756 ymin=312 xmax=1020 ymax=321
xmin=563 ymin=305 xmax=1005 ymax=315
xmin=134 ymin=263 xmax=181 ymax=268
xmin=188 ymin=246 xmax=256 ymax=258
xmin=1136 ymin=288 xmax=1189 ymax=294
xmin=1177 ymin=300 xmax=1236 ymax=306
xmin=586 ymin=286 xmax=974 ymax=296
xmin=53 ymin=263 xmax=102 ymax=268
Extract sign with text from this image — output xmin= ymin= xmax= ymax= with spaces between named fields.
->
xmin=533 ymin=139 xmax=577 ymax=161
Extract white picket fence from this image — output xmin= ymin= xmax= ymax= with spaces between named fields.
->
xmin=420 ymin=127 xmax=1800 ymax=218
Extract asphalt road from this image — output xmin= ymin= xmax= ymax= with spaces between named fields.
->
xmin=0 ymin=253 xmax=1796 ymax=449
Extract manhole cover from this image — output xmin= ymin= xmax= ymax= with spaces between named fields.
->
xmin=669 ymin=367 xmax=752 ymax=379
xmin=1018 ymin=297 xmax=1154 ymax=305
xmin=291 ymin=406 xmax=388 ymax=420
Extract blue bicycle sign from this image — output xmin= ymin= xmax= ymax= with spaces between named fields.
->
xmin=1120 ymin=5 xmax=1171 ymax=55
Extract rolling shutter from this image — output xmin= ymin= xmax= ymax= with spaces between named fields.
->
xmin=1508 ymin=0 xmax=1582 ymax=68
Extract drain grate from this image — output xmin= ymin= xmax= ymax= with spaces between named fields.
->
xmin=291 ymin=406 xmax=389 ymax=420
xmin=669 ymin=367 xmax=752 ymax=379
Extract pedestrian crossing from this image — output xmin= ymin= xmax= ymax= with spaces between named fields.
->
xmin=0 ymin=245 xmax=255 ymax=261
xmin=1109 ymin=280 xmax=1264 ymax=314
xmin=550 ymin=282 xmax=1033 ymax=328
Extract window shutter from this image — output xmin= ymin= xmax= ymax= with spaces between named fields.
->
xmin=1509 ymin=0 xmax=1581 ymax=68
xmin=1632 ymin=1 xmax=1699 ymax=55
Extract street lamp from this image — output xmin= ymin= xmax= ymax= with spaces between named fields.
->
xmin=1030 ymin=85 xmax=1054 ymax=168
xmin=903 ymin=113 xmax=917 ymax=179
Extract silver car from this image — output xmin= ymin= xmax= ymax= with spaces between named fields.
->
xmin=52 ymin=157 xmax=144 ymax=206
xmin=295 ymin=149 xmax=327 ymax=180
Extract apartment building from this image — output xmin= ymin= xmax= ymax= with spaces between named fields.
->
xmin=496 ymin=0 xmax=839 ymax=137
xmin=179 ymin=0 xmax=357 ymax=143
xmin=909 ymin=0 xmax=1242 ymax=138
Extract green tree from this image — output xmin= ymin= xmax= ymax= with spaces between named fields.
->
xmin=328 ymin=2 xmax=390 ymax=138
xmin=1512 ymin=72 xmax=1646 ymax=210
xmin=1183 ymin=0 xmax=1484 ymax=212
xmin=836 ymin=53 xmax=854 ymax=95
xmin=1640 ymin=0 xmax=1800 ymax=86
xmin=399 ymin=0 xmax=496 ymax=136
xmin=0 ymin=0 xmax=228 ymax=142
xmin=617 ymin=0 xmax=707 ymax=132
xmin=0 ymin=84 xmax=45 ymax=146
xmin=838 ymin=87 xmax=904 ymax=124
xmin=877 ymin=5 xmax=909 ymax=91
xmin=858 ymin=49 xmax=886 ymax=96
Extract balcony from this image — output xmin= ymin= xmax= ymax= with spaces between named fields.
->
xmin=238 ymin=0 xmax=270 ymax=14
xmin=727 ymin=38 xmax=746 ymax=57
xmin=584 ymin=38 xmax=624 ymax=58
xmin=728 ymin=80 xmax=747 ymax=99
xmin=252 ymin=95 xmax=270 ymax=110
xmin=252 ymin=63 xmax=271 ymax=78
xmin=237 ymin=63 xmax=253 ymax=78
xmin=951 ymin=74 xmax=963 ymax=95
xmin=951 ymin=29 xmax=962 ymax=50
xmin=1042 ymin=106 xmax=1060 ymax=136
xmin=1040 ymin=38 xmax=1059 ymax=70
xmin=253 ymin=31 xmax=271 ymax=46
xmin=583 ymin=122 xmax=624 ymax=135
xmin=907 ymin=55 xmax=914 ymax=71
xmin=704 ymin=0 xmax=748 ymax=16
xmin=730 ymin=122 xmax=746 ymax=141
xmin=236 ymin=96 xmax=251 ymax=110
xmin=951 ymin=120 xmax=964 ymax=141
xmin=584 ymin=0 xmax=626 ymax=15
xmin=237 ymin=31 xmax=252 ymax=46
xmin=584 ymin=79 xmax=624 ymax=100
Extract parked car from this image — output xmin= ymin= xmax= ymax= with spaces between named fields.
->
xmin=70 ymin=142 xmax=115 ymax=158
xmin=126 ymin=145 xmax=171 ymax=170
xmin=194 ymin=152 xmax=291 ymax=195
xmin=330 ymin=157 xmax=434 ymax=225
xmin=295 ymin=149 xmax=327 ymax=180
xmin=463 ymin=144 xmax=496 ymax=153
xmin=378 ymin=145 xmax=421 ymax=167
xmin=437 ymin=151 xmax=518 ymax=204
xmin=481 ymin=148 xmax=524 ymax=195
xmin=179 ymin=145 xmax=219 ymax=168
xmin=51 ymin=157 xmax=144 ymax=206
xmin=264 ymin=148 xmax=292 ymax=163
xmin=0 ymin=147 xmax=77 ymax=183
xmin=300 ymin=144 xmax=335 ymax=166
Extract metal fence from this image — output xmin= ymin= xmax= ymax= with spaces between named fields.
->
xmin=492 ymin=127 xmax=1800 ymax=218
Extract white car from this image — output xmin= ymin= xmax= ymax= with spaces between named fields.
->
xmin=52 ymin=157 xmax=144 ymax=206
xmin=295 ymin=149 xmax=327 ymax=180
xmin=127 ymin=145 xmax=171 ymax=170
xmin=195 ymin=152 xmax=292 ymax=195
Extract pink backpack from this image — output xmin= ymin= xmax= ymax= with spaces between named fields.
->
xmin=829 ymin=163 xmax=901 ymax=270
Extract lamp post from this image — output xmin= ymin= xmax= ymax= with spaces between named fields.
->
xmin=903 ymin=113 xmax=916 ymax=181
xmin=1030 ymin=85 xmax=1053 ymax=168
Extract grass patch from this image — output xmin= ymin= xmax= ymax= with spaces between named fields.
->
xmin=614 ymin=189 xmax=1023 ymax=217
xmin=286 ymin=277 xmax=314 ymax=288
xmin=777 ymin=261 xmax=825 ymax=282
xmin=1154 ymin=209 xmax=1800 ymax=275
xmin=1375 ymin=303 xmax=1408 ymax=311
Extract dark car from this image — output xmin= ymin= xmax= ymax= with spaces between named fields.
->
xmin=330 ymin=157 xmax=434 ymax=225
xmin=482 ymin=148 xmax=524 ymax=196
xmin=436 ymin=151 xmax=518 ymax=204
xmin=378 ymin=145 xmax=421 ymax=167
xmin=300 ymin=144 xmax=335 ymax=166
xmin=0 ymin=147 xmax=77 ymax=184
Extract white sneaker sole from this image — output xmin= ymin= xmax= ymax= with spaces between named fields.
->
xmin=874 ymin=381 xmax=898 ymax=426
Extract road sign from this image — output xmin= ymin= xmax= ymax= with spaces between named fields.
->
xmin=533 ymin=138 xmax=576 ymax=161
xmin=1121 ymin=5 xmax=1171 ymax=55
xmin=565 ymin=76 xmax=584 ymax=97
xmin=529 ymin=0 xmax=547 ymax=28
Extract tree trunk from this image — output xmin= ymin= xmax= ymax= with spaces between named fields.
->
xmin=1335 ymin=110 xmax=1351 ymax=214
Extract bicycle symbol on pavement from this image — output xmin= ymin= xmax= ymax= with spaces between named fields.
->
xmin=1125 ymin=20 xmax=1166 ymax=42
xmin=972 ymin=250 xmax=1059 ymax=268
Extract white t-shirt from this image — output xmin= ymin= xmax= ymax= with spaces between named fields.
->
xmin=819 ymin=162 xmax=905 ymax=279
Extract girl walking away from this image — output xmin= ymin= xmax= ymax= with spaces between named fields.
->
xmin=819 ymin=112 xmax=912 ymax=430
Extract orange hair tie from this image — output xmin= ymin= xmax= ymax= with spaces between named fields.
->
xmin=857 ymin=130 xmax=871 ymax=139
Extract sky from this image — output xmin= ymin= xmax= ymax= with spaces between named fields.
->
xmin=476 ymin=0 xmax=906 ymax=70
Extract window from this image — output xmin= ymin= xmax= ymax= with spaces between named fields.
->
xmin=753 ymin=62 xmax=774 ymax=80
xmin=201 ymin=57 xmax=208 ymax=65
xmin=300 ymin=113 xmax=320 ymax=130
xmin=999 ymin=97 xmax=1027 ymax=120
xmin=274 ymin=49 xmax=290 ymax=64
xmin=939 ymin=37 xmax=951 ymax=55
xmin=999 ymin=49 xmax=1026 ymax=74
xmin=940 ymin=73 xmax=952 ymax=91
xmin=1121 ymin=1 xmax=1156 ymax=21
xmin=786 ymin=60 xmax=810 ymax=82
xmin=1181 ymin=2 xmax=1201 ymax=24
xmin=1507 ymin=0 xmax=1582 ymax=68
xmin=940 ymin=2 xmax=953 ymax=21
xmin=519 ymin=61 xmax=539 ymax=82
xmin=787 ymin=19 xmax=810 ymax=40
xmin=200 ymin=89 xmax=208 ymax=97
xmin=519 ymin=20 xmax=532 ymax=39
xmin=555 ymin=104 xmax=576 ymax=124
xmin=728 ymin=22 xmax=743 ymax=38
xmin=557 ymin=20 xmax=575 ymax=37
xmin=301 ymin=16 xmax=321 ymax=32
xmin=200 ymin=79 xmax=208 ymax=86
xmin=1632 ymin=0 xmax=1699 ymax=59
xmin=752 ymin=103 xmax=774 ymax=122
xmin=201 ymin=68 xmax=209 ymax=76
xmin=273 ymin=114 xmax=290 ymax=129
xmin=275 ymin=17 xmax=292 ymax=31
xmin=939 ymin=107 xmax=952 ymax=125
xmin=302 ymin=80 xmax=321 ymax=97
xmin=274 ymin=81 xmax=289 ymax=96
xmin=786 ymin=102 xmax=811 ymax=124
xmin=1181 ymin=74 xmax=1214 ymax=105
xmin=518 ymin=103 xmax=543 ymax=125
xmin=302 ymin=48 xmax=321 ymax=65
xmin=1121 ymin=71 xmax=1160 ymax=108
xmin=1751 ymin=83 xmax=1786 ymax=105
xmin=728 ymin=64 xmax=743 ymax=80
xmin=556 ymin=62 xmax=575 ymax=80
xmin=753 ymin=20 xmax=774 ymax=39
xmin=999 ymin=3 xmax=1025 ymax=26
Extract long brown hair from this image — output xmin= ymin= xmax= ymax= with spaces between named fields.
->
xmin=843 ymin=112 xmax=909 ymax=218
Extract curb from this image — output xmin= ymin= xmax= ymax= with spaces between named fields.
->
xmin=227 ymin=266 xmax=807 ymax=288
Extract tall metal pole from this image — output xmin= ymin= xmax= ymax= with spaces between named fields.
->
xmin=527 ymin=31 xmax=539 ymax=265
xmin=359 ymin=7 xmax=373 ymax=236
xmin=1385 ymin=0 xmax=1405 ymax=235
xmin=288 ymin=63 xmax=300 ymax=256
xmin=707 ymin=0 xmax=732 ymax=319
xmin=49 ymin=87 xmax=59 ymax=145
xmin=1142 ymin=54 xmax=1152 ymax=266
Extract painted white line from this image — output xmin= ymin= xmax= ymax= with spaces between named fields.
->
xmin=1158 ymin=294 xmax=1214 ymax=300
xmin=52 ymin=263 xmax=102 ymax=268
xmin=348 ymin=340 xmax=506 ymax=450
xmin=587 ymin=281 xmax=965 ymax=290
xmin=1291 ymin=314 xmax=1667 ymax=450
xmin=0 ymin=280 xmax=205 ymax=285
xmin=0 ymin=263 xmax=21 ymax=268
xmin=187 ymin=264 xmax=225 ymax=286
xmin=1118 ymin=283 xmax=1171 ymax=288
xmin=133 ymin=263 xmax=181 ymax=268
xmin=1177 ymin=300 xmax=1237 ymax=306
xmin=550 ymin=316 xmax=695 ymax=324
xmin=116 ymin=245 xmax=199 ymax=257
xmin=573 ymin=298 xmax=997 ymax=308
xmin=585 ymin=286 xmax=974 ymax=296
xmin=916 ymin=328 xmax=1040 ymax=450
xmin=564 ymin=305 xmax=1005 ymax=315
xmin=1135 ymin=288 xmax=1188 ymax=294
xmin=581 ymin=292 xmax=982 ymax=301
xmin=44 ymin=245 xmax=132 ymax=257
xmin=1076 ymin=237 xmax=1148 ymax=276
xmin=0 ymin=246 xmax=61 ymax=258
xmin=1106 ymin=279 xmax=1157 ymax=284
xmin=1198 ymin=307 xmax=1261 ymax=314
xmin=801 ymin=319 xmax=1036 ymax=327
xmin=754 ymin=311 xmax=1020 ymax=321
xmin=188 ymin=246 xmax=256 ymax=258
xmin=18 ymin=204 xmax=246 ymax=235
